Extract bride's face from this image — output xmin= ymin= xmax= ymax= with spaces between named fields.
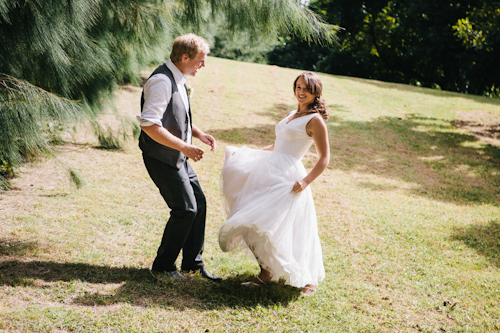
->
xmin=294 ymin=77 xmax=316 ymax=107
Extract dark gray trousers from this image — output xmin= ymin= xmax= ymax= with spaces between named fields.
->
xmin=143 ymin=154 xmax=206 ymax=272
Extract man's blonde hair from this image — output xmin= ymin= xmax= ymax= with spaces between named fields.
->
xmin=170 ymin=33 xmax=210 ymax=63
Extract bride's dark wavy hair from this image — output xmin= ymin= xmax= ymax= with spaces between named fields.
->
xmin=293 ymin=72 xmax=329 ymax=121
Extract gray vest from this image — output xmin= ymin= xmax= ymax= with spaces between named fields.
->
xmin=138 ymin=64 xmax=191 ymax=169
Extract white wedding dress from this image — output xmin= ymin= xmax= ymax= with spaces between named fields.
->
xmin=218 ymin=111 xmax=325 ymax=288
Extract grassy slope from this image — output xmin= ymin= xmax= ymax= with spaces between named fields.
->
xmin=1 ymin=56 xmax=500 ymax=332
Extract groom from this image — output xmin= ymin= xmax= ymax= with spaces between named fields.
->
xmin=137 ymin=33 xmax=221 ymax=282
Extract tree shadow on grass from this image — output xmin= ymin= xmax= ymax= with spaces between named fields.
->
xmin=326 ymin=112 xmax=500 ymax=206
xmin=0 ymin=239 xmax=39 ymax=256
xmin=212 ymin=102 xmax=500 ymax=206
xmin=0 ymin=258 xmax=300 ymax=310
xmin=451 ymin=219 xmax=500 ymax=268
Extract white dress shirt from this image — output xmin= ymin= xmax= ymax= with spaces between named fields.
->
xmin=137 ymin=59 xmax=192 ymax=144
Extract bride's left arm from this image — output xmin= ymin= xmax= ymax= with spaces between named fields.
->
xmin=292 ymin=117 xmax=330 ymax=193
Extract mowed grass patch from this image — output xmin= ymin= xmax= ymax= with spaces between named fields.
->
xmin=1 ymin=56 xmax=500 ymax=332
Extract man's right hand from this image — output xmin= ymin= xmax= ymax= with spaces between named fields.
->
xmin=182 ymin=144 xmax=205 ymax=162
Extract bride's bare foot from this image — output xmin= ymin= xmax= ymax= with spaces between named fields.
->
xmin=241 ymin=275 xmax=266 ymax=286
xmin=258 ymin=268 xmax=272 ymax=283
xmin=300 ymin=284 xmax=317 ymax=296
xmin=241 ymin=268 xmax=272 ymax=287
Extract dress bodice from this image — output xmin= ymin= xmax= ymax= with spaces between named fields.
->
xmin=274 ymin=111 xmax=319 ymax=160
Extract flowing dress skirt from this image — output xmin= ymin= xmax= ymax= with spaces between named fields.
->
xmin=218 ymin=146 xmax=325 ymax=287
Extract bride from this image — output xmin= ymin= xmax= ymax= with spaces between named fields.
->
xmin=218 ymin=72 xmax=330 ymax=296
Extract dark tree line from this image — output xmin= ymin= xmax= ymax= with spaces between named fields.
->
xmin=268 ymin=0 xmax=500 ymax=97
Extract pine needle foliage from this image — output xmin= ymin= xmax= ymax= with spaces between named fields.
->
xmin=0 ymin=75 xmax=84 ymax=189
xmin=68 ymin=167 xmax=87 ymax=189
xmin=0 ymin=0 xmax=111 ymax=106
xmin=183 ymin=0 xmax=338 ymax=46
xmin=0 ymin=0 xmax=338 ymax=187
xmin=92 ymin=121 xmax=124 ymax=150
xmin=0 ymin=75 xmax=84 ymax=166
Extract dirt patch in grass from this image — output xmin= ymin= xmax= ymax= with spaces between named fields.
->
xmin=454 ymin=110 xmax=500 ymax=147
xmin=0 ymin=158 xmax=66 ymax=227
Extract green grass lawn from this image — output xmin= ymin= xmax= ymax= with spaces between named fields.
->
xmin=1 ymin=56 xmax=500 ymax=332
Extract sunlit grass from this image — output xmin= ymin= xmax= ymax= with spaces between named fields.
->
xmin=1 ymin=56 xmax=500 ymax=332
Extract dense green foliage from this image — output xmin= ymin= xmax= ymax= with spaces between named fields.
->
xmin=0 ymin=0 xmax=337 ymax=189
xmin=268 ymin=0 xmax=500 ymax=97
xmin=209 ymin=30 xmax=279 ymax=63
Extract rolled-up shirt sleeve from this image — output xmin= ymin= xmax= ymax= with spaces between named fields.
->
xmin=137 ymin=74 xmax=172 ymax=127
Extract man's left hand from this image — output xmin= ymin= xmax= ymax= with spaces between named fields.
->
xmin=199 ymin=134 xmax=216 ymax=151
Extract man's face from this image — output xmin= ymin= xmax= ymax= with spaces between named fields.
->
xmin=183 ymin=51 xmax=207 ymax=77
